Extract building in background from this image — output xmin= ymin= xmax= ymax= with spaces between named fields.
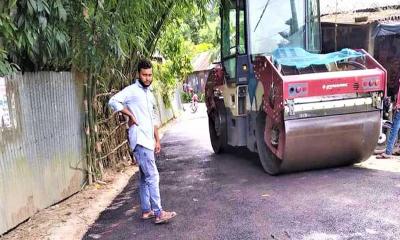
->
xmin=186 ymin=51 xmax=216 ymax=94
xmin=321 ymin=6 xmax=400 ymax=97
xmin=319 ymin=0 xmax=400 ymax=14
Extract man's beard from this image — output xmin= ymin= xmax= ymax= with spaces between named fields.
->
xmin=138 ymin=78 xmax=151 ymax=88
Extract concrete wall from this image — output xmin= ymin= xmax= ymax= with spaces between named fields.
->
xmin=0 ymin=72 xmax=86 ymax=234
xmin=153 ymin=85 xmax=183 ymax=125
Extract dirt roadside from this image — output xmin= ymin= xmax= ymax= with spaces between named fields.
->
xmin=0 ymin=119 xmax=177 ymax=240
xmin=0 ymin=166 xmax=138 ymax=240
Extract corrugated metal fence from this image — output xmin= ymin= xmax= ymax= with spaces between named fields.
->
xmin=0 ymin=72 xmax=86 ymax=234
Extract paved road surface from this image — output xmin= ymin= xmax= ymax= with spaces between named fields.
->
xmin=84 ymin=104 xmax=400 ymax=240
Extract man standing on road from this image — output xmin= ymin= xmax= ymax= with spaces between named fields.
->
xmin=108 ymin=59 xmax=177 ymax=224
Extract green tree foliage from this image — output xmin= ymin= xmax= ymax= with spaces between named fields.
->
xmin=152 ymin=61 xmax=176 ymax=108
xmin=154 ymin=2 xmax=219 ymax=107
xmin=0 ymin=0 xmax=17 ymax=75
xmin=0 ymin=0 xmax=213 ymax=76
xmin=2 ymin=0 xmax=70 ymax=71
xmin=158 ymin=20 xmax=193 ymax=78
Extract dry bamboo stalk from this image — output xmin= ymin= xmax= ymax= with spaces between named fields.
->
xmin=98 ymin=112 xmax=118 ymax=125
xmin=102 ymin=121 xmax=127 ymax=140
xmin=84 ymin=83 xmax=93 ymax=185
xmin=97 ymin=140 xmax=129 ymax=161
xmin=95 ymin=90 xmax=118 ymax=98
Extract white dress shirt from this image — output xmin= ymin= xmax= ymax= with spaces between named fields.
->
xmin=108 ymin=80 xmax=159 ymax=151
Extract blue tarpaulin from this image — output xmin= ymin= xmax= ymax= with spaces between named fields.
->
xmin=372 ymin=23 xmax=400 ymax=37
xmin=272 ymin=47 xmax=364 ymax=68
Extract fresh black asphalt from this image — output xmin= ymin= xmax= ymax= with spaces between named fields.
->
xmin=84 ymin=105 xmax=400 ymax=240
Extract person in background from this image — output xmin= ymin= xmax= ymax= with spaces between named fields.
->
xmin=192 ymin=91 xmax=199 ymax=104
xmin=378 ymin=78 xmax=400 ymax=159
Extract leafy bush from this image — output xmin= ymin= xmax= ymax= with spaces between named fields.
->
xmin=181 ymin=92 xmax=205 ymax=103
xmin=181 ymin=92 xmax=192 ymax=103
xmin=199 ymin=93 xmax=205 ymax=102
xmin=153 ymin=61 xmax=176 ymax=108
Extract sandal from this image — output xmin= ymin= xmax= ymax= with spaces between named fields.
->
xmin=141 ymin=211 xmax=155 ymax=220
xmin=154 ymin=211 xmax=177 ymax=224
xmin=376 ymin=153 xmax=393 ymax=159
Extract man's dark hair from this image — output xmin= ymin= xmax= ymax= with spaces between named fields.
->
xmin=137 ymin=59 xmax=152 ymax=72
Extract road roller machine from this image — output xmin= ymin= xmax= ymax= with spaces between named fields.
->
xmin=205 ymin=0 xmax=387 ymax=174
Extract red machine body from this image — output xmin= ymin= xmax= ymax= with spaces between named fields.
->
xmin=252 ymin=50 xmax=386 ymax=172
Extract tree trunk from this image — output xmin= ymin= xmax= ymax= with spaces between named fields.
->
xmin=146 ymin=1 xmax=175 ymax=55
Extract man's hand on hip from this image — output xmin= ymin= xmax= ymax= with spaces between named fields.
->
xmin=128 ymin=116 xmax=138 ymax=127
xmin=120 ymin=107 xmax=138 ymax=127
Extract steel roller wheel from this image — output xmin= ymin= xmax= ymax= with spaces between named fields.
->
xmin=255 ymin=110 xmax=281 ymax=175
xmin=208 ymin=99 xmax=227 ymax=153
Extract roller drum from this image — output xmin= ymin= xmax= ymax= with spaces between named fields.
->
xmin=278 ymin=111 xmax=381 ymax=173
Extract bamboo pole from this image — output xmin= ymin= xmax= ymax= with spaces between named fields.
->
xmin=97 ymin=112 xmax=117 ymax=125
xmin=86 ymin=0 xmax=103 ymax=181
xmin=84 ymin=82 xmax=93 ymax=185
xmin=95 ymin=90 xmax=118 ymax=98
xmin=88 ymin=72 xmax=95 ymax=182
xmin=97 ymin=140 xmax=129 ymax=161
xmin=103 ymin=121 xmax=127 ymax=139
